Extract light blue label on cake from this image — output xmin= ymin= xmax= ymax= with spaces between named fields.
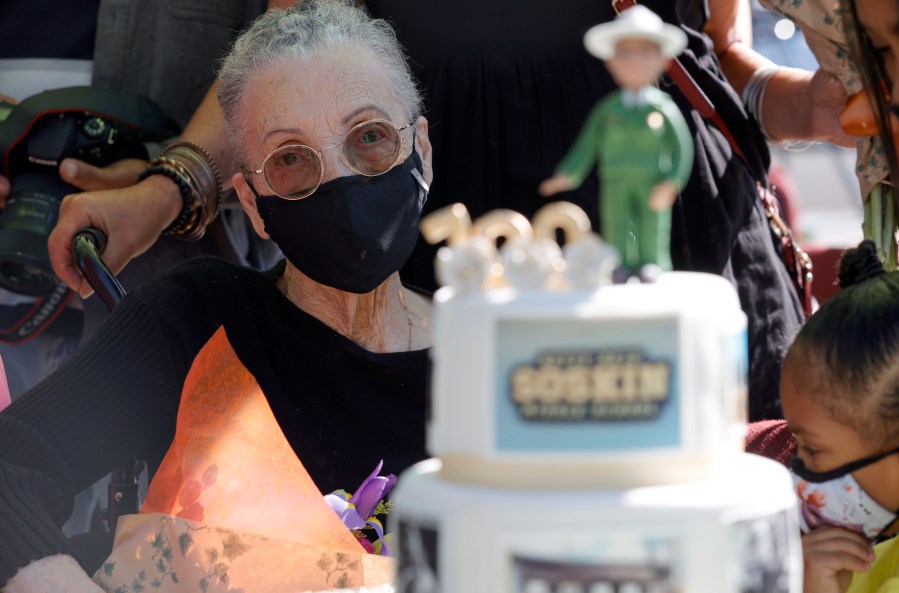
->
xmin=731 ymin=327 xmax=749 ymax=424
xmin=496 ymin=317 xmax=679 ymax=451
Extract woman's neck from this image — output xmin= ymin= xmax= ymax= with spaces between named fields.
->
xmin=278 ymin=261 xmax=429 ymax=352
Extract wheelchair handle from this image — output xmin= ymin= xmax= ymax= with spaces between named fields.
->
xmin=71 ymin=229 xmax=138 ymax=532
xmin=72 ymin=228 xmax=125 ymax=311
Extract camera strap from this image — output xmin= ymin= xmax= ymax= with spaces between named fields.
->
xmin=612 ymin=0 xmax=814 ymax=319
xmin=0 ymin=86 xmax=179 ymax=174
xmin=0 ymin=283 xmax=75 ymax=344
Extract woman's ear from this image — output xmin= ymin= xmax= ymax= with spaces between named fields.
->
xmin=233 ymin=172 xmax=270 ymax=240
xmin=414 ymin=116 xmax=433 ymax=186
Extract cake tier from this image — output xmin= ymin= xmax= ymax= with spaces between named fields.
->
xmin=429 ymin=271 xmax=748 ymax=488
xmin=391 ymin=454 xmax=800 ymax=593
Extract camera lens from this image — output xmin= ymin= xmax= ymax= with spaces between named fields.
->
xmin=0 ymin=261 xmax=54 ymax=291
xmin=0 ymin=172 xmax=73 ymax=296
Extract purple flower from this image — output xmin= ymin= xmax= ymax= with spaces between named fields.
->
xmin=324 ymin=460 xmax=397 ymax=556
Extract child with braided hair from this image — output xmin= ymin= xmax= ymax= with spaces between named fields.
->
xmin=747 ymin=239 xmax=899 ymax=593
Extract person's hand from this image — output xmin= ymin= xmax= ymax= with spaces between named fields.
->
xmin=801 ymin=526 xmax=874 ymax=593
xmin=0 ymin=158 xmax=146 ymax=209
xmin=48 ymin=174 xmax=183 ymax=297
xmin=765 ymin=68 xmax=855 ymax=148
xmin=648 ymin=180 xmax=678 ymax=212
xmin=538 ymin=175 xmax=575 ymax=197
xmin=58 ymin=157 xmax=148 ymax=192
xmin=804 ymin=68 xmax=855 ymax=148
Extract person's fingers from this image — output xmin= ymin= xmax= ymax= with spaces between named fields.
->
xmin=50 ymin=192 xmax=142 ymax=296
xmin=59 ymin=158 xmax=147 ymax=192
xmin=803 ymin=524 xmax=872 ymax=547
xmin=48 ymin=195 xmax=98 ymax=295
xmin=50 ymin=176 xmax=182 ymax=297
xmin=810 ymin=70 xmax=858 ymax=148
xmin=810 ymin=550 xmax=871 ymax=574
xmin=801 ymin=527 xmax=873 ymax=593
xmin=803 ymin=526 xmax=875 ymax=571
xmin=538 ymin=179 xmax=553 ymax=196
xmin=539 ymin=177 xmax=571 ymax=197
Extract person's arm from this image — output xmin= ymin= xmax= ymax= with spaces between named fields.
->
xmin=707 ymin=0 xmax=853 ymax=146
xmin=661 ymin=98 xmax=694 ymax=192
xmin=0 ymin=261 xmax=224 ymax=588
xmin=539 ymin=101 xmax=607 ymax=197
xmin=649 ymin=97 xmax=695 ymax=212
xmin=706 ymin=0 xmax=760 ymax=94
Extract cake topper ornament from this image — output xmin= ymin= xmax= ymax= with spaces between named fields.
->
xmin=421 ymin=203 xmax=497 ymax=293
xmin=539 ymin=5 xmax=693 ymax=283
xmin=420 ymin=202 xmax=617 ymax=292
xmin=473 ymin=210 xmax=549 ymax=290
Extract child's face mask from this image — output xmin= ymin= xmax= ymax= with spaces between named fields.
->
xmin=790 ymin=447 xmax=899 ymax=541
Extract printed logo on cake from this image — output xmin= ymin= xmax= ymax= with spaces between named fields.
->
xmin=509 ymin=349 xmax=671 ymax=422
xmin=495 ymin=318 xmax=680 ymax=452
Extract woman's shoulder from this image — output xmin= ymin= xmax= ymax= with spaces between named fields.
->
xmin=122 ymin=257 xmax=285 ymax=332
xmin=139 ymin=257 xmax=283 ymax=298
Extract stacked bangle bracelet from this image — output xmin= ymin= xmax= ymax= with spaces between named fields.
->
xmin=742 ymin=65 xmax=814 ymax=151
xmin=137 ymin=140 xmax=223 ymax=239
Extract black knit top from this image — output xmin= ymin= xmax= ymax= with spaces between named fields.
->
xmin=0 ymin=257 xmax=430 ymax=585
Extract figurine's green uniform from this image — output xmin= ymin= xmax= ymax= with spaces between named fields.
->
xmin=555 ymin=86 xmax=693 ymax=270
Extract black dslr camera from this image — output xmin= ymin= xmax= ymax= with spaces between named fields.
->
xmin=0 ymin=87 xmax=177 ymax=295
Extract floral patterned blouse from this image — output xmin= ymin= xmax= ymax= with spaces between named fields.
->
xmin=760 ymin=0 xmax=899 ymax=268
xmin=760 ymin=0 xmax=887 ymax=199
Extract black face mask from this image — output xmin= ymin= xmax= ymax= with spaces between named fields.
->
xmin=791 ymin=443 xmax=899 ymax=483
xmin=254 ymin=151 xmax=428 ymax=294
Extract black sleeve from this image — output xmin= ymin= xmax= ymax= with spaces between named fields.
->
xmin=0 ymin=258 xmax=228 ymax=586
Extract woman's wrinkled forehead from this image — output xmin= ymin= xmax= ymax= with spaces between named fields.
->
xmin=239 ymin=47 xmax=406 ymax=147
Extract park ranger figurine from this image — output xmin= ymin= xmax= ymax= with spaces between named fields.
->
xmin=540 ymin=5 xmax=693 ymax=282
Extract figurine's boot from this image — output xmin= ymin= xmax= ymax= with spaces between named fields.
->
xmin=612 ymin=266 xmax=633 ymax=284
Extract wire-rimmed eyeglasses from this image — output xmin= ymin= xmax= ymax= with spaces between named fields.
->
xmin=244 ymin=119 xmax=415 ymax=200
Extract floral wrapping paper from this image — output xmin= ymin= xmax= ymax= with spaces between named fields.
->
xmin=93 ymin=513 xmax=394 ymax=593
xmin=91 ymin=328 xmax=395 ymax=592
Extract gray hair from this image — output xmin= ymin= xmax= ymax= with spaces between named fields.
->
xmin=217 ymin=0 xmax=422 ymax=164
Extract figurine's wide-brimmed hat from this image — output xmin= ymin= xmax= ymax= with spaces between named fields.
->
xmin=584 ymin=6 xmax=687 ymax=60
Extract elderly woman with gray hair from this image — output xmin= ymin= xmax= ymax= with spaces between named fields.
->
xmin=0 ymin=2 xmax=432 ymax=591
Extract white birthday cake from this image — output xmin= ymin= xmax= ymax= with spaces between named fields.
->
xmin=391 ymin=203 xmax=801 ymax=593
